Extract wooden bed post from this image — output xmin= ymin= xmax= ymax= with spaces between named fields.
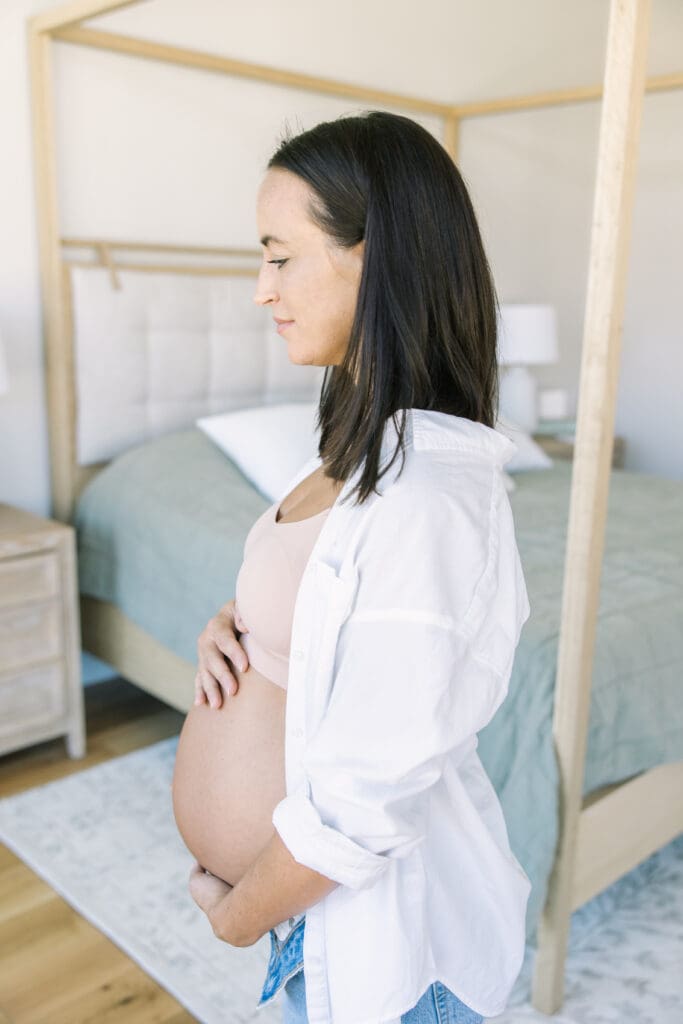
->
xmin=531 ymin=0 xmax=652 ymax=1012
xmin=27 ymin=1 xmax=145 ymax=523
xmin=27 ymin=25 xmax=71 ymax=522
xmin=442 ymin=116 xmax=460 ymax=163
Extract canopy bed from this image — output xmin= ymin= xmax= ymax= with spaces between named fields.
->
xmin=27 ymin=0 xmax=683 ymax=1013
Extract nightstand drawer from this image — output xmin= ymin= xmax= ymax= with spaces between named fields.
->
xmin=0 ymin=602 xmax=62 ymax=671
xmin=0 ymin=661 xmax=66 ymax=734
xmin=0 ymin=552 xmax=60 ymax=608
xmin=0 ymin=504 xmax=85 ymax=760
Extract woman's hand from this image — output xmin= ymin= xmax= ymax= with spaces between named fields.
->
xmin=188 ymin=859 xmax=234 ymax=939
xmin=195 ymin=598 xmax=250 ymax=709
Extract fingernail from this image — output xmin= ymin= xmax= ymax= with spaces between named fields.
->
xmin=240 ymin=660 xmax=247 ymax=671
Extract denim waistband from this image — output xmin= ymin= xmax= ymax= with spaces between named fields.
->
xmin=274 ymin=910 xmax=305 ymax=942
xmin=256 ymin=915 xmax=305 ymax=1008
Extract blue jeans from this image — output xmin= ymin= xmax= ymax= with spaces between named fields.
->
xmin=257 ymin=916 xmax=485 ymax=1023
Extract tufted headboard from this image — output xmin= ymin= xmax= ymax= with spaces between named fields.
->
xmin=50 ymin=240 xmax=324 ymax=523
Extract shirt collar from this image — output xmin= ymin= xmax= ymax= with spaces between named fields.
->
xmin=380 ymin=408 xmax=517 ymax=466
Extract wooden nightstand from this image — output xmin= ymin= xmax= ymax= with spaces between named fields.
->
xmin=532 ymin=432 xmax=626 ymax=468
xmin=0 ymin=504 xmax=86 ymax=759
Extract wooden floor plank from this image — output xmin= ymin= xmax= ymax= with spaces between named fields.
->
xmin=0 ymin=677 xmax=196 ymax=1024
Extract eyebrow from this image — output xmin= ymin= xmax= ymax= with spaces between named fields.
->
xmin=260 ymin=234 xmax=288 ymax=248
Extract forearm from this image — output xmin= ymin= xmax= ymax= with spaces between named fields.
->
xmin=213 ymin=828 xmax=339 ymax=946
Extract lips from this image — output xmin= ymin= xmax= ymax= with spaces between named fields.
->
xmin=274 ymin=318 xmax=295 ymax=335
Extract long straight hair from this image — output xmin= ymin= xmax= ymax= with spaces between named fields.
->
xmin=266 ymin=110 xmax=501 ymax=507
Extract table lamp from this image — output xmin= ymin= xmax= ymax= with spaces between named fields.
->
xmin=497 ymin=304 xmax=559 ymax=432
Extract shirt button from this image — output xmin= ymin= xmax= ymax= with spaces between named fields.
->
xmin=292 ymin=649 xmax=305 ymax=660
xmin=291 ymin=727 xmax=304 ymax=738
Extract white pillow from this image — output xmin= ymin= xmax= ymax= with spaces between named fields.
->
xmin=495 ymin=413 xmax=553 ymax=472
xmin=196 ymin=402 xmax=319 ymax=502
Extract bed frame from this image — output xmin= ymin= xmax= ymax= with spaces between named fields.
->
xmin=27 ymin=0 xmax=683 ymax=1013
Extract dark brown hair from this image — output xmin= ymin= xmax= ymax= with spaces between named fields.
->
xmin=266 ymin=109 xmax=500 ymax=507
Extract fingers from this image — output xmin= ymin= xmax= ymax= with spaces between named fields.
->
xmin=234 ymin=608 xmax=249 ymax=633
xmin=195 ymin=611 xmax=250 ymax=709
xmin=209 ymin=616 xmax=249 ymax=675
xmin=207 ymin=650 xmax=239 ymax=698
xmin=194 ymin=667 xmax=231 ymax=709
xmin=193 ymin=673 xmax=207 ymax=705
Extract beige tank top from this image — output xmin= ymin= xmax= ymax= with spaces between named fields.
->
xmin=234 ymin=499 xmax=330 ymax=690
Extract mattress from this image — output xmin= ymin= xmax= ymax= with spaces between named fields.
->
xmin=74 ymin=428 xmax=683 ymax=945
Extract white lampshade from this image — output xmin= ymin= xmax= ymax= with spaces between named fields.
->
xmin=497 ymin=305 xmax=559 ymax=433
xmin=0 ymin=332 xmax=8 ymax=396
xmin=497 ymin=304 xmax=559 ymax=366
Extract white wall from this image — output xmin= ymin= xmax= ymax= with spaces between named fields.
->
xmin=463 ymin=87 xmax=683 ymax=479
xmin=1 ymin=0 xmax=681 ymax=521
xmin=0 ymin=0 xmax=57 ymax=515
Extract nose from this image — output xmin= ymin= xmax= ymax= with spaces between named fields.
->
xmin=253 ymin=265 xmax=279 ymax=306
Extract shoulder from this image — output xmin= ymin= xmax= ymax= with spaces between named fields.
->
xmin=368 ymin=443 xmax=497 ymax=545
xmin=348 ymin=448 xmax=498 ymax=627
xmin=345 ymin=445 xmax=530 ymax=674
xmin=380 ymin=446 xmax=496 ymax=524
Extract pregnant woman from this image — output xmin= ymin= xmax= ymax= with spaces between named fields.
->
xmin=172 ymin=110 xmax=531 ymax=1024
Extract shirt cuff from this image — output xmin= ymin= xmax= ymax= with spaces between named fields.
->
xmin=272 ymin=790 xmax=389 ymax=890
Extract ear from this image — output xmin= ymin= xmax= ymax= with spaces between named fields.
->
xmin=351 ymin=238 xmax=365 ymax=273
xmin=331 ymin=239 xmax=364 ymax=280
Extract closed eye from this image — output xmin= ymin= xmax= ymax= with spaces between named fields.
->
xmin=267 ymin=259 xmax=289 ymax=269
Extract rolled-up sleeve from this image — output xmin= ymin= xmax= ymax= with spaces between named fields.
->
xmin=272 ymin=783 xmax=390 ymax=890
xmin=272 ymin=614 xmax=509 ymax=890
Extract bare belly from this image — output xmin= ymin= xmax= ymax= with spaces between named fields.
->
xmin=171 ymin=659 xmax=287 ymax=888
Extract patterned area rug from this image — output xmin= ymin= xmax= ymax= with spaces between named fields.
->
xmin=0 ymin=736 xmax=681 ymax=1023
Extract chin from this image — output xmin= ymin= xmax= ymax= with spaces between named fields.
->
xmin=287 ymin=349 xmax=326 ymax=366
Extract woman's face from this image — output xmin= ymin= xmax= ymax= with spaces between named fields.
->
xmin=254 ymin=168 xmax=364 ymax=366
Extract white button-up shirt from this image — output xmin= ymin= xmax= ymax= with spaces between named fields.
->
xmin=270 ymin=408 xmax=532 ymax=1024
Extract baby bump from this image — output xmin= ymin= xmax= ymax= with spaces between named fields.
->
xmin=171 ymin=661 xmax=288 ymax=888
